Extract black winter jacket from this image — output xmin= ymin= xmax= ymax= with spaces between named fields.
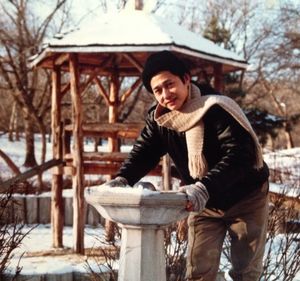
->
xmin=117 ymin=83 xmax=269 ymax=210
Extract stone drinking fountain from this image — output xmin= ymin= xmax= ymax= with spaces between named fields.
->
xmin=85 ymin=184 xmax=188 ymax=281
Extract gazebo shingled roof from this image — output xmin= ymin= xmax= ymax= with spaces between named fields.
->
xmin=30 ymin=10 xmax=248 ymax=76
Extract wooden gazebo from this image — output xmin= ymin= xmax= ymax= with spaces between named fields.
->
xmin=30 ymin=7 xmax=248 ymax=254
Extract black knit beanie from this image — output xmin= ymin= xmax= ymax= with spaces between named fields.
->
xmin=142 ymin=50 xmax=190 ymax=93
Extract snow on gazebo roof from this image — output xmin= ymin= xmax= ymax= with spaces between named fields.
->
xmin=30 ymin=10 xmax=248 ymax=75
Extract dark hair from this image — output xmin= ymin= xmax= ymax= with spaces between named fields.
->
xmin=142 ymin=50 xmax=190 ymax=93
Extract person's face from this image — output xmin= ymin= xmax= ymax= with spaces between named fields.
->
xmin=150 ymin=71 xmax=190 ymax=111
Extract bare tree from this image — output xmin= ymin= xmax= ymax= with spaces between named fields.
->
xmin=165 ymin=0 xmax=300 ymax=147
xmin=245 ymin=1 xmax=300 ymax=148
xmin=0 ymin=0 xmax=68 ymax=168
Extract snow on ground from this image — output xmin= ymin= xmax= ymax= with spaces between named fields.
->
xmin=264 ymin=147 xmax=300 ymax=171
xmin=5 ymin=226 xmax=121 ymax=278
xmin=264 ymin=147 xmax=300 ymax=197
xmin=5 ymin=224 xmax=110 ymax=276
xmin=269 ymin=182 xmax=299 ymax=197
xmin=264 ymin=147 xmax=300 ymax=190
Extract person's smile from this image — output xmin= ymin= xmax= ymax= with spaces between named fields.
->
xmin=150 ymin=71 xmax=190 ymax=111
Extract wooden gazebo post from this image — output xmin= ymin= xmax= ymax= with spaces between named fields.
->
xmin=51 ymin=65 xmax=64 ymax=248
xmin=108 ymin=69 xmax=120 ymax=151
xmin=105 ymin=61 xmax=121 ymax=241
xmin=69 ymin=54 xmax=85 ymax=254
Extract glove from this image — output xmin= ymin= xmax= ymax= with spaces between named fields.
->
xmin=102 ymin=176 xmax=128 ymax=188
xmin=133 ymin=181 xmax=156 ymax=191
xmin=179 ymin=182 xmax=209 ymax=212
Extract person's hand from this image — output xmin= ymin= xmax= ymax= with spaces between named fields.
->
xmin=133 ymin=181 xmax=156 ymax=191
xmin=102 ymin=176 xmax=128 ymax=188
xmin=179 ymin=182 xmax=209 ymax=212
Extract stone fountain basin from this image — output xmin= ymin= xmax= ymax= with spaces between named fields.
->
xmin=85 ymin=186 xmax=188 ymax=226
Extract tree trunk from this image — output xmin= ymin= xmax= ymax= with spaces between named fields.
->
xmin=32 ymin=120 xmax=47 ymax=193
xmin=8 ymin=101 xmax=17 ymax=142
xmin=23 ymin=108 xmax=37 ymax=167
xmin=38 ymin=122 xmax=47 ymax=165
xmin=15 ymin=110 xmax=20 ymax=141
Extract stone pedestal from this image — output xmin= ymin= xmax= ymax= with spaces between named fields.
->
xmin=85 ymin=186 xmax=188 ymax=281
xmin=119 ymin=225 xmax=166 ymax=281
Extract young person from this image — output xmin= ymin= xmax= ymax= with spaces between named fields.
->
xmin=105 ymin=50 xmax=269 ymax=281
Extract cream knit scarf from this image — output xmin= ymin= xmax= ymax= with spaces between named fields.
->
xmin=154 ymin=84 xmax=263 ymax=179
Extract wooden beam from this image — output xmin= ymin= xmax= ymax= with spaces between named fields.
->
xmin=99 ymin=54 xmax=114 ymax=69
xmin=79 ymin=72 xmax=99 ymax=99
xmin=54 ymin=54 xmax=69 ymax=66
xmin=61 ymin=82 xmax=70 ymax=96
xmin=68 ymin=64 xmax=140 ymax=76
xmin=51 ymin=66 xmax=64 ymax=248
xmin=123 ymin=53 xmax=144 ymax=73
xmin=64 ymin=151 xmax=129 ymax=162
xmin=0 ymin=159 xmax=63 ymax=191
xmin=120 ymin=77 xmax=142 ymax=104
xmin=82 ymin=162 xmax=163 ymax=177
xmin=162 ymin=155 xmax=171 ymax=191
xmin=51 ymin=165 xmax=74 ymax=176
xmin=94 ymin=76 xmax=110 ymax=105
xmin=69 ymin=53 xmax=85 ymax=254
xmin=106 ymin=58 xmax=121 ymax=242
xmin=108 ymin=69 xmax=119 ymax=152
xmin=64 ymin=122 xmax=143 ymax=139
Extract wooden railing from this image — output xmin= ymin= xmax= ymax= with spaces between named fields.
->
xmin=64 ymin=122 xmax=144 ymax=139
xmin=0 ymin=159 xmax=63 ymax=191
xmin=57 ymin=122 xmax=165 ymax=177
